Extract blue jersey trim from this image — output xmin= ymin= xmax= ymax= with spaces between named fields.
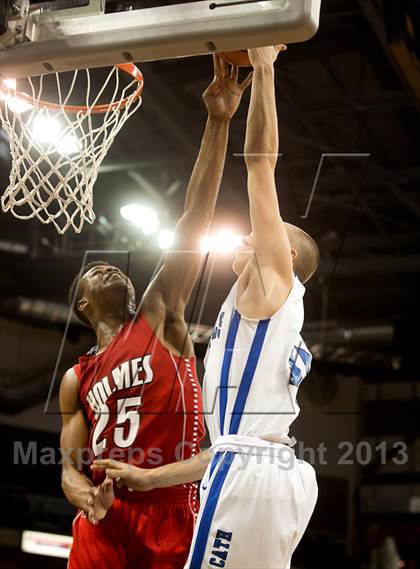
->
xmin=219 ymin=310 xmax=241 ymax=435
xmin=229 ymin=318 xmax=270 ymax=435
xmin=289 ymin=341 xmax=312 ymax=386
xmin=209 ymin=451 xmax=223 ymax=480
xmin=297 ymin=345 xmax=312 ymax=371
xmin=189 ymin=452 xmax=233 ymax=569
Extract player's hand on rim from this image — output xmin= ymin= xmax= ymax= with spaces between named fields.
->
xmin=92 ymin=459 xmax=154 ymax=493
xmin=247 ymin=44 xmax=287 ymax=67
xmin=203 ymin=54 xmax=253 ymax=121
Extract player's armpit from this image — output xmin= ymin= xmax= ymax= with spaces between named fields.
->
xmin=237 ymin=264 xmax=292 ymax=319
xmin=147 ymin=243 xmax=207 ymax=317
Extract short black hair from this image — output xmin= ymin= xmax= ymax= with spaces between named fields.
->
xmin=68 ymin=261 xmax=110 ymax=326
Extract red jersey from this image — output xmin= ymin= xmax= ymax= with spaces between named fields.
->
xmin=74 ymin=312 xmax=205 ymax=503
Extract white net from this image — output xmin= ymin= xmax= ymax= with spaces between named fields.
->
xmin=0 ymin=65 xmax=143 ymax=234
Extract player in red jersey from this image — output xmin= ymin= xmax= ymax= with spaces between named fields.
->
xmin=60 ymin=55 xmax=252 ymax=569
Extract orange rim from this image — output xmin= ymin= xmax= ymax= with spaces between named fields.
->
xmin=2 ymin=63 xmax=144 ymax=114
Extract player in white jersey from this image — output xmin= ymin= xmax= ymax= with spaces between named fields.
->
xmin=93 ymin=45 xmax=320 ymax=569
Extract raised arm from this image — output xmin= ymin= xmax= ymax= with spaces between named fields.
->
xmin=60 ymin=369 xmax=114 ymax=525
xmin=144 ymin=56 xmax=251 ymax=317
xmin=244 ymin=46 xmax=293 ymax=286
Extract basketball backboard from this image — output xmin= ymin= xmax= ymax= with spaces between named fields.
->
xmin=0 ymin=0 xmax=322 ymax=79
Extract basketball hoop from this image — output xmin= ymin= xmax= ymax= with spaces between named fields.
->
xmin=0 ymin=63 xmax=144 ymax=234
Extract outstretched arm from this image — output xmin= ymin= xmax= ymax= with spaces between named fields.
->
xmin=92 ymin=450 xmax=211 ymax=492
xmin=244 ymin=46 xmax=293 ymax=285
xmin=144 ymin=56 xmax=252 ymax=317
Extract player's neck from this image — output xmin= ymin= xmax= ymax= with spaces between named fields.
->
xmin=94 ymin=314 xmax=126 ymax=351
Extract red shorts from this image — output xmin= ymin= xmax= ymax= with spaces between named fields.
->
xmin=68 ymin=490 xmax=198 ymax=569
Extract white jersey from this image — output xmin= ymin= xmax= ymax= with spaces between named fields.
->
xmin=185 ymin=276 xmax=317 ymax=569
xmin=203 ymin=275 xmax=312 ymax=443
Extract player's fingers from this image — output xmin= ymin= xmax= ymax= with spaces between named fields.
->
xmin=241 ymin=71 xmax=253 ymax=90
xmin=111 ymin=476 xmax=123 ymax=489
xmin=276 ymin=44 xmax=287 ymax=53
xmin=87 ymin=510 xmax=98 ymax=525
xmin=91 ymin=459 xmax=118 ymax=470
xmin=90 ymin=461 xmax=108 ymax=470
xmin=92 ymin=458 xmax=116 ymax=467
xmin=106 ymin=468 xmax=123 ymax=480
xmin=231 ymin=64 xmax=239 ymax=82
xmin=102 ymin=477 xmax=113 ymax=491
xmin=213 ymin=53 xmax=222 ymax=77
xmin=219 ymin=54 xmax=229 ymax=77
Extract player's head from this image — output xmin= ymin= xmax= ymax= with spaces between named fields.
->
xmin=68 ymin=261 xmax=136 ymax=327
xmin=232 ymin=223 xmax=319 ymax=283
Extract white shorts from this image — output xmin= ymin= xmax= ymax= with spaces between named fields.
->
xmin=184 ymin=436 xmax=318 ymax=569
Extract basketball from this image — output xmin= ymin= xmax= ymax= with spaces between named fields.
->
xmin=220 ymin=50 xmax=252 ymax=67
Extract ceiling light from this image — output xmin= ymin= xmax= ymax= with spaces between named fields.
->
xmin=120 ymin=204 xmax=160 ymax=235
xmin=158 ymin=229 xmax=175 ymax=250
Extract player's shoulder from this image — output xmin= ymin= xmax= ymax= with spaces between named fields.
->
xmin=59 ymin=367 xmax=81 ymax=413
xmin=60 ymin=367 xmax=79 ymax=390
